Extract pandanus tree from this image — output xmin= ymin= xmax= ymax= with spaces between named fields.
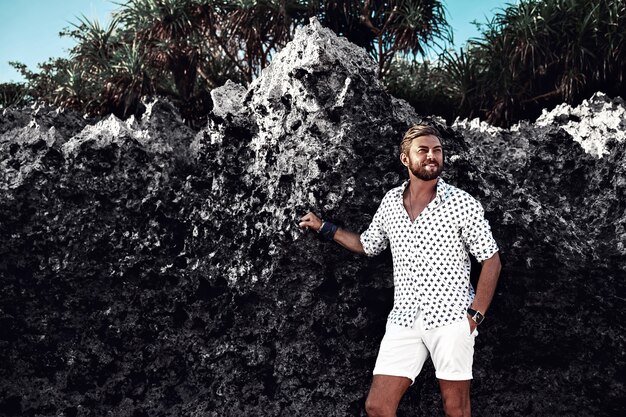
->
xmin=54 ymin=15 xmax=156 ymax=118
xmin=204 ymin=0 xmax=314 ymax=83
xmin=315 ymin=0 xmax=451 ymax=78
xmin=450 ymin=0 xmax=626 ymax=126
xmin=60 ymin=16 xmax=135 ymax=115
xmin=205 ymin=0 xmax=451 ymax=81
xmin=114 ymin=0 xmax=204 ymax=102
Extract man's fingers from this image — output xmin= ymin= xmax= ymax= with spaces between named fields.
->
xmin=299 ymin=212 xmax=321 ymax=231
xmin=299 ymin=212 xmax=317 ymax=225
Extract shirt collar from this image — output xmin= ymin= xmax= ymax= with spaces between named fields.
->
xmin=399 ymin=177 xmax=449 ymax=207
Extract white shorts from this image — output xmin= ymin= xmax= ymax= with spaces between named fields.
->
xmin=373 ymin=312 xmax=477 ymax=382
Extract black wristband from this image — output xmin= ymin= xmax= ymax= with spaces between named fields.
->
xmin=319 ymin=221 xmax=338 ymax=241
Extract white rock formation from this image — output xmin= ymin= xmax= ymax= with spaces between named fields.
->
xmin=536 ymin=92 xmax=626 ymax=157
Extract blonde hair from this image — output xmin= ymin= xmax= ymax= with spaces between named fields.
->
xmin=400 ymin=124 xmax=442 ymax=155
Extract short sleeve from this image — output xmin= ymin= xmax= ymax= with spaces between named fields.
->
xmin=360 ymin=198 xmax=389 ymax=257
xmin=461 ymin=198 xmax=499 ymax=262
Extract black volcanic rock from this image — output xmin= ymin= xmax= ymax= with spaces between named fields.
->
xmin=1 ymin=19 xmax=624 ymax=417
xmin=453 ymin=113 xmax=626 ymax=416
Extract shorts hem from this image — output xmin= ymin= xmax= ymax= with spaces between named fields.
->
xmin=435 ymin=371 xmax=473 ymax=381
xmin=372 ymin=370 xmax=415 ymax=383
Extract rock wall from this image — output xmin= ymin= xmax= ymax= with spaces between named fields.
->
xmin=1 ymin=19 xmax=624 ymax=417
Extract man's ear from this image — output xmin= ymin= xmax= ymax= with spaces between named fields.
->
xmin=400 ymin=153 xmax=409 ymax=167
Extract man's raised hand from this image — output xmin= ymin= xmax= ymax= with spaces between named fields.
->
xmin=299 ymin=212 xmax=323 ymax=232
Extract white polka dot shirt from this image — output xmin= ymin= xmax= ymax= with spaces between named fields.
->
xmin=360 ymin=178 xmax=499 ymax=330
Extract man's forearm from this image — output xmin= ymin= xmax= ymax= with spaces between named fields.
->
xmin=470 ymin=252 xmax=501 ymax=315
xmin=299 ymin=211 xmax=365 ymax=254
xmin=333 ymin=227 xmax=365 ymax=254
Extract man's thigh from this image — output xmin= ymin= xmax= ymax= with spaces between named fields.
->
xmin=365 ymin=375 xmax=412 ymax=415
xmin=439 ymin=379 xmax=471 ymax=416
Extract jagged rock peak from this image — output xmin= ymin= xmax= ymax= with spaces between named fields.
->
xmin=536 ymin=92 xmax=626 ymax=157
xmin=452 ymin=91 xmax=626 ymax=167
xmin=209 ymin=17 xmax=381 ymax=124
xmin=249 ymin=17 xmax=378 ymax=106
xmin=62 ymin=97 xmax=193 ymax=159
xmin=452 ymin=117 xmax=504 ymax=136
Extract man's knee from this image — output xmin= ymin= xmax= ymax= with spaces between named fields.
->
xmin=443 ymin=409 xmax=469 ymax=417
xmin=442 ymin=400 xmax=470 ymax=417
xmin=440 ymin=379 xmax=471 ymax=417
xmin=365 ymin=397 xmax=394 ymax=417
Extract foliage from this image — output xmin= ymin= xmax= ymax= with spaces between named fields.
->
xmin=0 ymin=82 xmax=31 ymax=108
xmin=384 ymin=58 xmax=457 ymax=121
xmin=316 ymin=0 xmax=451 ymax=77
xmin=5 ymin=0 xmax=450 ymax=125
xmin=447 ymin=0 xmax=626 ymax=126
xmin=5 ymin=0 xmax=626 ymax=128
xmin=205 ymin=0 xmax=314 ymax=83
xmin=384 ymin=0 xmax=626 ymax=127
xmin=9 ymin=58 xmax=77 ymax=107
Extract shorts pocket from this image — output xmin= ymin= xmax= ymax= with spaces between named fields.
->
xmin=465 ymin=318 xmax=478 ymax=337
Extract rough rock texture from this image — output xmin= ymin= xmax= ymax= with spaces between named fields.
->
xmin=453 ymin=109 xmax=626 ymax=416
xmin=536 ymin=92 xmax=626 ymax=157
xmin=1 ymin=19 xmax=624 ymax=417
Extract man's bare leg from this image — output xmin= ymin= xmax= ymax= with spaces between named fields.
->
xmin=439 ymin=379 xmax=471 ymax=417
xmin=365 ymin=375 xmax=412 ymax=417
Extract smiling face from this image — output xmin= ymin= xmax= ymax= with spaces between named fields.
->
xmin=400 ymin=134 xmax=444 ymax=181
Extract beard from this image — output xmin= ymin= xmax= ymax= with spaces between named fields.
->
xmin=410 ymin=159 xmax=443 ymax=181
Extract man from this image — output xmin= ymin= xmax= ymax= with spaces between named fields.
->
xmin=299 ymin=124 xmax=501 ymax=417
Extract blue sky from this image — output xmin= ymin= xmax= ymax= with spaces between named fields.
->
xmin=0 ymin=0 xmax=513 ymax=83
